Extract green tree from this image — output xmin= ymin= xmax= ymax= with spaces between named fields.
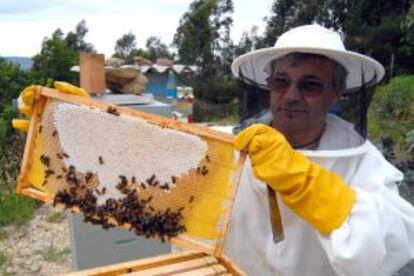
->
xmin=32 ymin=35 xmax=78 ymax=84
xmin=173 ymin=0 xmax=237 ymax=121
xmin=262 ymin=0 xmax=413 ymax=77
xmin=32 ymin=21 xmax=95 ymax=85
xmin=173 ymin=0 xmax=234 ymax=74
xmin=212 ymin=0 xmax=234 ymax=75
xmin=173 ymin=0 xmax=216 ymax=76
xmin=263 ymin=0 xmax=345 ymax=46
xmin=342 ymin=0 xmax=412 ymax=77
xmin=0 ymin=57 xmax=31 ymax=113
xmin=65 ymin=20 xmax=95 ymax=53
xmin=146 ymin=36 xmax=173 ymax=62
xmin=113 ymin=32 xmax=138 ymax=63
xmin=0 ymin=58 xmax=31 ymax=196
xmin=234 ymin=26 xmax=264 ymax=56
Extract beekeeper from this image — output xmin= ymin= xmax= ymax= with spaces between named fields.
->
xmin=225 ymin=24 xmax=414 ymax=276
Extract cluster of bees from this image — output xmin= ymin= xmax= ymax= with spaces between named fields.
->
xmin=53 ymin=166 xmax=187 ymax=241
xmin=40 ymin=148 xmax=188 ymax=241
xmin=41 ymin=151 xmax=187 ymax=240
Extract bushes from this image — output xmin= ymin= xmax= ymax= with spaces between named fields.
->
xmin=0 ymin=58 xmax=40 ymax=226
xmin=0 ymin=106 xmax=37 ymax=227
xmin=0 ymin=105 xmax=24 ymax=194
xmin=0 ymin=194 xmax=38 ymax=226
xmin=368 ymin=75 xmax=414 ymax=203
xmin=368 ymin=75 xmax=414 ymax=144
xmin=192 ymin=75 xmax=239 ymax=122
xmin=194 ymin=76 xmax=238 ymax=104
xmin=193 ymin=99 xmax=239 ymax=123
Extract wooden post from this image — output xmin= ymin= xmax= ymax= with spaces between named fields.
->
xmin=79 ymin=52 xmax=106 ymax=94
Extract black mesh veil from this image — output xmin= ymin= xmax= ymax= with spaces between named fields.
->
xmin=335 ymin=69 xmax=378 ymax=139
xmin=235 ymin=62 xmax=378 ymax=140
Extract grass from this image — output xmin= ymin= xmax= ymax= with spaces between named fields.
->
xmin=206 ymin=114 xmax=240 ymax=126
xmin=0 ymin=194 xmax=39 ymax=227
xmin=0 ymin=252 xmax=9 ymax=275
xmin=35 ymin=246 xmax=71 ymax=263
xmin=45 ymin=211 xmax=66 ymax=224
xmin=0 ymin=229 xmax=8 ymax=241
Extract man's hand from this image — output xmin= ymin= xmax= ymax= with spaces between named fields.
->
xmin=234 ymin=124 xmax=356 ymax=235
xmin=12 ymin=82 xmax=89 ymax=132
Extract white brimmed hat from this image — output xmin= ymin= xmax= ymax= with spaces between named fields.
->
xmin=231 ymin=24 xmax=385 ymax=90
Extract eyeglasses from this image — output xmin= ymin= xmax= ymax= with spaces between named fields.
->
xmin=266 ymin=76 xmax=331 ymax=97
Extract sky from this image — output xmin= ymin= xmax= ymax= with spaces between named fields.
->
xmin=0 ymin=0 xmax=273 ymax=57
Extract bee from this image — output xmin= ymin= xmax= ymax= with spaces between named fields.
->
xmin=153 ymin=181 xmax=159 ymax=187
xmin=98 ymin=156 xmax=104 ymax=165
xmin=56 ymin=175 xmax=62 ymax=179
xmin=66 ymin=165 xmax=79 ymax=186
xmin=56 ymin=153 xmax=63 ymax=159
xmin=119 ymin=175 xmax=128 ymax=184
xmin=205 ymin=154 xmax=210 ymax=162
xmin=116 ymin=175 xmax=129 ymax=194
xmin=85 ymin=171 xmax=94 ymax=183
xmin=101 ymin=187 xmax=106 ymax=195
xmin=69 ymin=185 xmax=78 ymax=194
xmin=201 ymin=166 xmax=209 ymax=176
xmin=140 ymin=183 xmax=146 ymax=189
xmin=146 ymin=174 xmax=156 ymax=186
xmin=40 ymin=155 xmax=50 ymax=167
xmin=131 ymin=176 xmax=136 ymax=184
xmin=61 ymin=166 xmax=68 ymax=173
xmin=62 ymin=152 xmax=70 ymax=158
xmin=160 ymin=183 xmax=169 ymax=190
xmin=44 ymin=169 xmax=55 ymax=178
xmin=52 ymin=130 xmax=58 ymax=137
xmin=95 ymin=188 xmax=102 ymax=196
xmin=171 ymin=176 xmax=176 ymax=184
xmin=107 ymin=106 xmax=120 ymax=116
xmin=38 ymin=125 xmax=43 ymax=133
xmin=53 ymin=190 xmax=74 ymax=208
xmin=189 ymin=196 xmax=194 ymax=203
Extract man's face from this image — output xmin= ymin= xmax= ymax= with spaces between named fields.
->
xmin=269 ymin=57 xmax=339 ymax=136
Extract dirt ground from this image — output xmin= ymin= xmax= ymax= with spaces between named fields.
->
xmin=0 ymin=205 xmax=72 ymax=275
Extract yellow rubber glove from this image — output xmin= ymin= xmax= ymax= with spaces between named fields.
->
xmin=12 ymin=82 xmax=90 ymax=191
xmin=234 ymin=124 xmax=356 ymax=235
xmin=12 ymin=82 xmax=89 ymax=132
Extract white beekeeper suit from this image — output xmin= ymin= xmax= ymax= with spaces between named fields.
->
xmin=225 ymin=114 xmax=414 ymax=275
xmin=224 ymin=24 xmax=414 ymax=275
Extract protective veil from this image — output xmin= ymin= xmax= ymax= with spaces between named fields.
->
xmin=224 ymin=114 xmax=414 ymax=276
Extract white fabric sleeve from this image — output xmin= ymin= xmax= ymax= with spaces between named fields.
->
xmin=318 ymin=184 xmax=414 ymax=276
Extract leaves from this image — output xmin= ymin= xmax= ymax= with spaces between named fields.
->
xmin=31 ymin=20 xmax=95 ymax=84
xmin=146 ymin=36 xmax=173 ymax=61
xmin=113 ymin=32 xmax=138 ymax=63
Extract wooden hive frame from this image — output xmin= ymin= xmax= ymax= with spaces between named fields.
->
xmin=65 ymin=251 xmax=244 ymax=276
xmin=16 ymin=86 xmax=246 ymax=275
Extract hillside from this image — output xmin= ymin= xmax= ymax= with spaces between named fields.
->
xmin=5 ymin=56 xmax=33 ymax=70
